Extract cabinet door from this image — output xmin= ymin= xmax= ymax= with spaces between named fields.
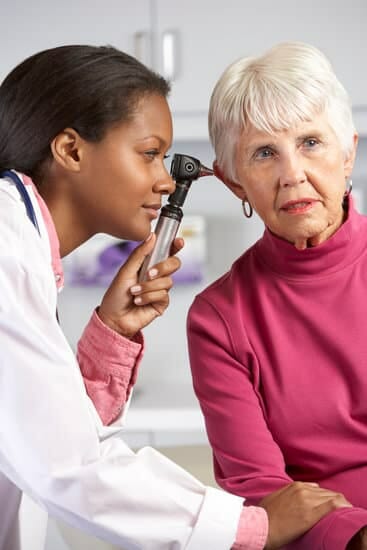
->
xmin=0 ymin=0 xmax=152 ymax=82
xmin=155 ymin=0 xmax=366 ymax=113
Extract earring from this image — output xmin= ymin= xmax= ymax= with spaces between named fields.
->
xmin=342 ymin=178 xmax=353 ymax=210
xmin=242 ymin=199 xmax=253 ymax=218
xmin=345 ymin=178 xmax=353 ymax=196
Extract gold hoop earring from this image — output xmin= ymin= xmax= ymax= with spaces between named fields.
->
xmin=242 ymin=199 xmax=253 ymax=218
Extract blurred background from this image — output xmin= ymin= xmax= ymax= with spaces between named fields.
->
xmin=1 ymin=1 xmax=366 ymax=547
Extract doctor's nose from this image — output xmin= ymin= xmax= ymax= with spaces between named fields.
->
xmin=153 ymin=166 xmax=175 ymax=196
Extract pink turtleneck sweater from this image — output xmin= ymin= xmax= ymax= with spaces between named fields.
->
xmin=187 ymin=197 xmax=367 ymax=549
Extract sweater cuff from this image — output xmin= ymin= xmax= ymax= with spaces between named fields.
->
xmin=232 ymin=506 xmax=268 ymax=550
xmin=321 ymin=507 xmax=367 ymax=549
xmin=81 ymin=309 xmax=144 ymax=377
xmin=77 ymin=310 xmax=145 ymax=424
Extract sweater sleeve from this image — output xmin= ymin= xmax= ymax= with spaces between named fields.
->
xmin=77 ymin=309 xmax=144 ymax=425
xmin=187 ymin=295 xmax=367 ymax=550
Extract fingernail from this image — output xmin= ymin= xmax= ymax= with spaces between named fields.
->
xmin=134 ymin=296 xmax=142 ymax=305
xmin=148 ymin=268 xmax=158 ymax=278
xmin=130 ymin=285 xmax=141 ymax=294
xmin=145 ymin=232 xmax=153 ymax=242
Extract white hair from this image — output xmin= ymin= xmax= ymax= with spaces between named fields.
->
xmin=209 ymin=41 xmax=356 ymax=182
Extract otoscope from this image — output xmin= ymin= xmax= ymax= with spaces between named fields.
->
xmin=138 ymin=153 xmax=213 ymax=282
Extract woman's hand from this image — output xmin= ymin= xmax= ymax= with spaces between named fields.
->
xmin=97 ymin=233 xmax=184 ymax=338
xmin=260 ymin=481 xmax=352 ymax=549
xmin=347 ymin=527 xmax=367 ymax=550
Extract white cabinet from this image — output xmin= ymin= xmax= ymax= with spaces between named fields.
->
xmin=154 ymin=0 xmax=367 ymax=137
xmin=155 ymin=0 xmax=366 ymax=109
xmin=1 ymin=1 xmax=366 ymax=138
xmin=0 ymin=0 xmax=151 ymax=81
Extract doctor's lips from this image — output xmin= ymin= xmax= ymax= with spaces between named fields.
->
xmin=143 ymin=202 xmax=161 ymax=218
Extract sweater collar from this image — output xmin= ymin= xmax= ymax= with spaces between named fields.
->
xmin=255 ymin=196 xmax=365 ymax=278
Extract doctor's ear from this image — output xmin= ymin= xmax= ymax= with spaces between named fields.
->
xmin=213 ymin=160 xmax=247 ymax=200
xmin=50 ymin=128 xmax=84 ymax=172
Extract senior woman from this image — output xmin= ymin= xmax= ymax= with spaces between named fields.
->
xmin=187 ymin=42 xmax=367 ymax=550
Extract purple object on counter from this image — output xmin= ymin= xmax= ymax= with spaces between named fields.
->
xmin=69 ymin=240 xmax=203 ymax=286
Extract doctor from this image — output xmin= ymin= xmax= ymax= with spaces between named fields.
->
xmin=0 ymin=44 xmax=350 ymax=550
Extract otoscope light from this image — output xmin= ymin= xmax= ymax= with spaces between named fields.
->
xmin=170 ymin=154 xmax=213 ymax=183
xmin=168 ymin=154 xmax=214 ymax=208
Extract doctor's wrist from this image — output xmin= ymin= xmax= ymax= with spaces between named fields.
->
xmin=96 ymin=307 xmax=137 ymax=340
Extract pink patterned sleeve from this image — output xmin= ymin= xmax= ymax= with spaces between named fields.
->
xmin=232 ymin=506 xmax=268 ymax=550
xmin=77 ymin=310 xmax=144 ymax=425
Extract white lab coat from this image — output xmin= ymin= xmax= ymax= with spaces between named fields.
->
xmin=0 ymin=174 xmax=244 ymax=550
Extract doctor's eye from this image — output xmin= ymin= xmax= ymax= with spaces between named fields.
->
xmin=144 ymin=149 xmax=171 ymax=160
xmin=144 ymin=149 xmax=160 ymax=160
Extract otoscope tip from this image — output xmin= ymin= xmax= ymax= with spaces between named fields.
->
xmin=199 ymin=164 xmax=214 ymax=178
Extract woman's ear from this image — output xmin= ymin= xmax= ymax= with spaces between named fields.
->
xmin=213 ymin=160 xmax=247 ymax=200
xmin=50 ymin=128 xmax=83 ymax=172
xmin=344 ymin=133 xmax=359 ymax=178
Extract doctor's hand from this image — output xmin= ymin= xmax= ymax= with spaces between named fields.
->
xmin=261 ymin=481 xmax=352 ymax=549
xmin=97 ymin=233 xmax=183 ymax=339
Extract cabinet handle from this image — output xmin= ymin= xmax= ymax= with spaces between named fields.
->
xmin=162 ymin=30 xmax=179 ymax=81
xmin=133 ymin=31 xmax=152 ymax=67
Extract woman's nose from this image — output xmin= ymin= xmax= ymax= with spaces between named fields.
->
xmin=279 ymin=156 xmax=306 ymax=188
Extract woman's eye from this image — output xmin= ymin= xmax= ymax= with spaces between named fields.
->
xmin=255 ymin=147 xmax=273 ymax=160
xmin=304 ymin=138 xmax=318 ymax=148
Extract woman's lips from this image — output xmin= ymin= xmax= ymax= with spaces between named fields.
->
xmin=280 ymin=199 xmax=318 ymax=214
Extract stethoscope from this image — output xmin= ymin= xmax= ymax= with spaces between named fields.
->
xmin=0 ymin=170 xmax=40 ymax=235
xmin=1 ymin=170 xmax=60 ymax=317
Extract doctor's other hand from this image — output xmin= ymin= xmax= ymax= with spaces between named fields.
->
xmin=97 ymin=233 xmax=183 ymax=339
xmin=346 ymin=527 xmax=367 ymax=550
xmin=260 ymin=481 xmax=352 ymax=550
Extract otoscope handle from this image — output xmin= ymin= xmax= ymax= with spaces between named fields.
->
xmin=138 ymin=204 xmax=183 ymax=282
